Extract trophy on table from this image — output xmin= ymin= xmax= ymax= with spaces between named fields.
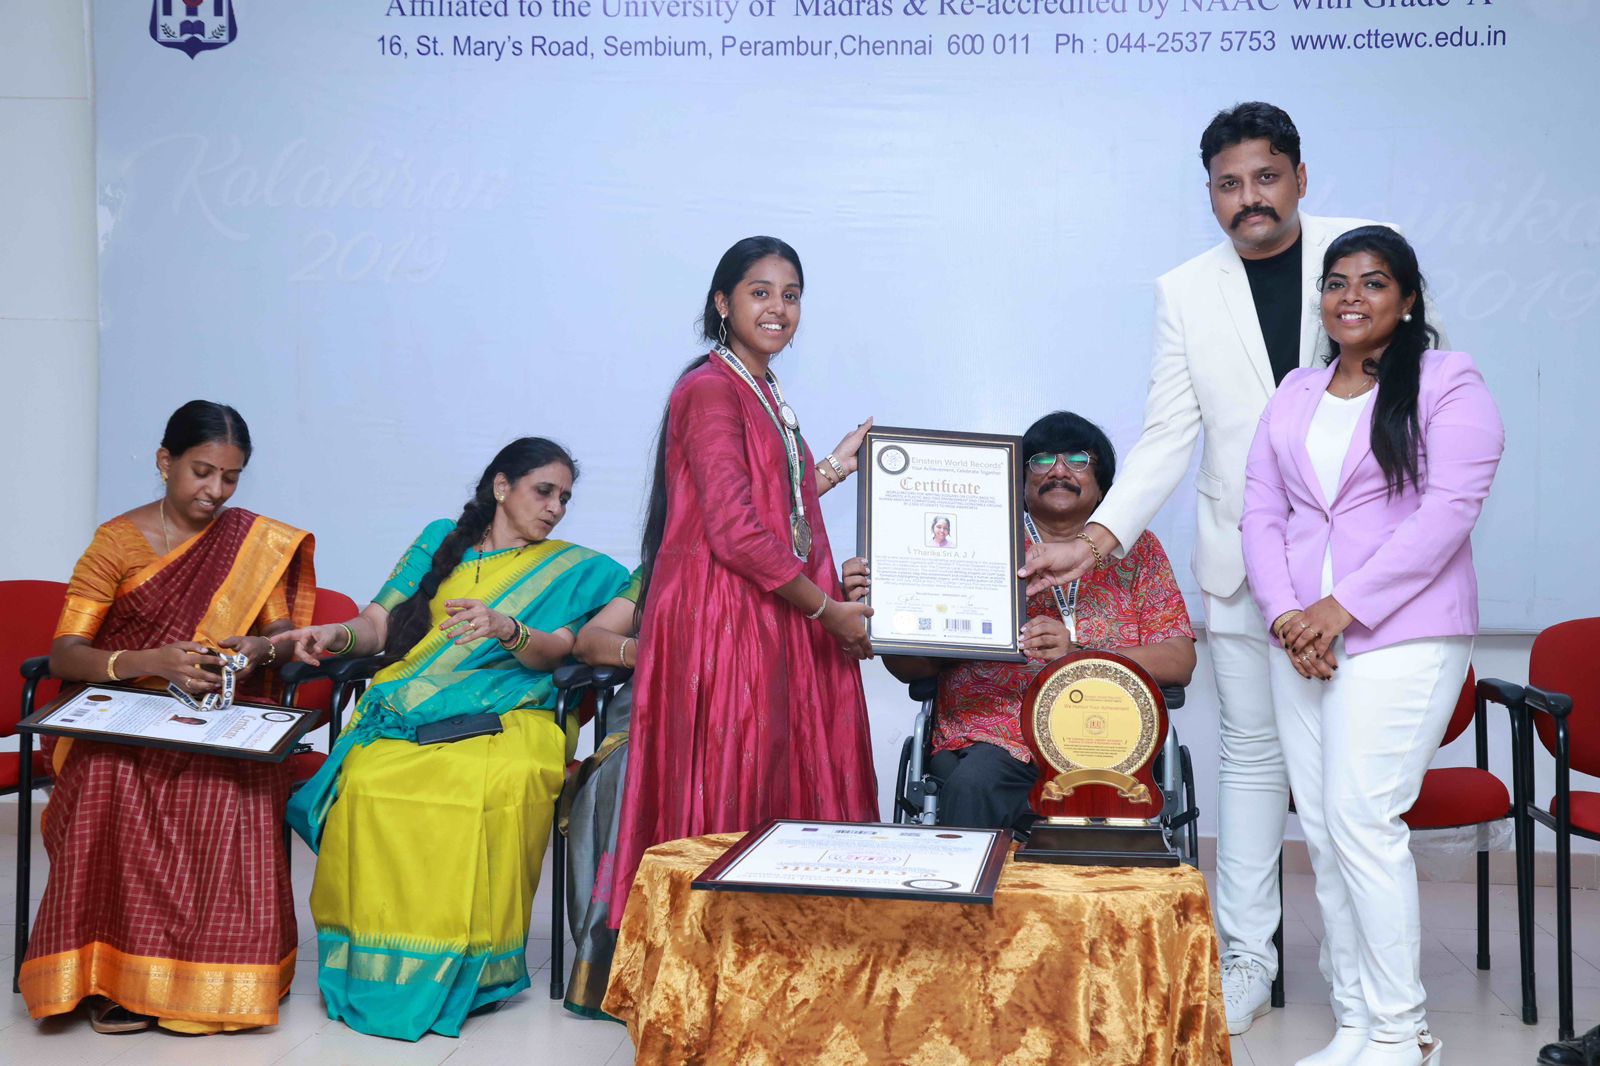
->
xmin=1017 ymin=650 xmax=1180 ymax=867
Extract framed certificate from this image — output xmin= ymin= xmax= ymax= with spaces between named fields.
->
xmin=692 ymin=819 xmax=1011 ymax=904
xmin=857 ymin=426 xmax=1026 ymax=661
xmin=19 ymin=684 xmax=319 ymax=763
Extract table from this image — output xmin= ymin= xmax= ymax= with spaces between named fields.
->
xmin=604 ymin=833 xmax=1231 ymax=1065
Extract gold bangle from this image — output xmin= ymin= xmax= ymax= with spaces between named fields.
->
xmin=619 ymin=636 xmax=634 ymax=668
xmin=106 ymin=650 xmax=125 ymax=682
xmin=823 ymin=454 xmax=846 ymax=481
xmin=1075 ymin=531 xmax=1104 ymax=567
xmin=816 ymin=461 xmax=839 ymax=487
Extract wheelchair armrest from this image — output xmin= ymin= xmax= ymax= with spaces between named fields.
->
xmin=590 ymin=665 xmax=633 ymax=691
xmin=1524 ymin=684 xmax=1573 ymax=721
xmin=907 ymin=677 xmax=938 ymax=705
xmin=1476 ymin=677 xmax=1525 ymax=708
xmin=1160 ymin=685 xmax=1185 ymax=711
xmin=21 ymin=655 xmax=51 ymax=681
xmin=553 ymin=662 xmax=595 ymax=691
xmin=320 ymin=654 xmax=387 ymax=685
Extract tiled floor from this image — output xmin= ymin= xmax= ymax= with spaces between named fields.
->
xmin=3 ymin=801 xmax=1593 ymax=1065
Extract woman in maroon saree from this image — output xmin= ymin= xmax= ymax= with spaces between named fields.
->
xmin=19 ymin=401 xmax=315 ymax=1035
xmin=607 ymin=237 xmax=879 ymax=927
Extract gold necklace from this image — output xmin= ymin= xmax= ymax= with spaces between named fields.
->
xmin=1334 ymin=376 xmax=1375 ymax=400
xmin=159 ymin=499 xmax=173 ymax=554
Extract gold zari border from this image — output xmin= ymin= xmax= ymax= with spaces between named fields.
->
xmin=19 ymin=942 xmax=295 ymax=1025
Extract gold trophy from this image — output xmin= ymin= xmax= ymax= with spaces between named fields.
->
xmin=1017 ymin=650 xmax=1179 ymax=867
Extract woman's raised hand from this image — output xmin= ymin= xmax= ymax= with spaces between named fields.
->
xmin=827 ymin=418 xmax=874 ymax=477
xmin=840 ymin=557 xmax=871 ymax=603
xmin=441 ymin=599 xmax=516 ymax=646
xmin=145 ymin=641 xmax=224 ymax=693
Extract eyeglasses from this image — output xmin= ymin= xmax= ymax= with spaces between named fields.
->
xmin=1027 ymin=451 xmax=1094 ymax=474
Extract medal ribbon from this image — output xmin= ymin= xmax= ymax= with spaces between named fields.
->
xmin=167 ymin=648 xmax=251 ymax=713
xmin=1023 ymin=511 xmax=1080 ymax=645
xmin=715 ymin=344 xmax=809 ymax=559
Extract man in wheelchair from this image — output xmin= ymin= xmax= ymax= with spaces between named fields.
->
xmin=843 ymin=410 xmax=1197 ymax=834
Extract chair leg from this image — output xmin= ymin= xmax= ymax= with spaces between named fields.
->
xmin=549 ymin=821 xmax=566 ymax=1000
xmin=1476 ymin=847 xmax=1490 ymax=970
xmin=1271 ymin=856 xmax=1285 ymax=1009
xmin=15 ymin=734 xmax=36 ymax=994
xmin=1181 ymin=746 xmax=1198 ymax=865
xmin=1556 ymin=816 xmax=1574 ymax=1041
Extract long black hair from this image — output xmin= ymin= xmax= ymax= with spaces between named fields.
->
xmin=1320 ymin=225 xmax=1439 ymax=497
xmin=161 ymin=400 xmax=252 ymax=463
xmin=383 ymin=437 xmax=578 ymax=659
xmin=635 ymin=236 xmax=805 ymax=623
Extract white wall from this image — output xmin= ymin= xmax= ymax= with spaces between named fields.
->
xmin=0 ymin=0 xmax=98 ymax=581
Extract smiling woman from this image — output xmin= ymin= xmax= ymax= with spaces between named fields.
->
xmin=19 ymin=400 xmax=316 ymax=1036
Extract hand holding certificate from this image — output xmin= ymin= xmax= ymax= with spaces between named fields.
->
xmin=855 ymin=427 xmax=1026 ymax=661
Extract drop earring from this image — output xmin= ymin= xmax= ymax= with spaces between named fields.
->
xmin=718 ymin=315 xmax=728 ymax=346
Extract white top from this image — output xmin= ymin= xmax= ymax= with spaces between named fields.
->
xmin=1306 ymin=388 xmax=1374 ymax=596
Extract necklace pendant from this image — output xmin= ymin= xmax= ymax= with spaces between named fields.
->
xmin=791 ymin=513 xmax=813 ymax=559
xmin=778 ymin=402 xmax=799 ymax=431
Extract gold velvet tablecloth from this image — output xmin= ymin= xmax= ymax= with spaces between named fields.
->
xmin=603 ymin=833 xmax=1231 ymax=1066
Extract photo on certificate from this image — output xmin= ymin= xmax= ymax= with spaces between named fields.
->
xmin=856 ymin=426 xmax=1026 ymax=661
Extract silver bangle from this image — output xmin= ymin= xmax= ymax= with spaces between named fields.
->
xmin=806 ymin=594 xmax=829 ymax=620
xmin=824 ymin=454 xmax=846 ymax=480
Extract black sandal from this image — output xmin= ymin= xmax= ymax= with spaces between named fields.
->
xmin=89 ymin=998 xmax=155 ymax=1034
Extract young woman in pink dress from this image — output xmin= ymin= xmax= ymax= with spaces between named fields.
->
xmin=608 ymin=236 xmax=878 ymax=925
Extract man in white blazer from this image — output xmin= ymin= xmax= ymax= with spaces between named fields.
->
xmin=1022 ymin=102 xmax=1380 ymax=1035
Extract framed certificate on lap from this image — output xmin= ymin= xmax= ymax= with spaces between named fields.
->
xmin=856 ymin=426 xmax=1026 ymax=661
xmin=692 ymin=819 xmax=1011 ymax=904
xmin=19 ymin=684 xmax=319 ymax=763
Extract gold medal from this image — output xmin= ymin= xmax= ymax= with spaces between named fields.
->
xmin=791 ymin=513 xmax=813 ymax=558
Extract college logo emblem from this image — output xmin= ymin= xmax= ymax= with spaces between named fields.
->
xmin=150 ymin=0 xmax=237 ymax=59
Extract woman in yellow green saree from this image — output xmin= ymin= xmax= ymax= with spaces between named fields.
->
xmin=281 ymin=437 xmax=628 ymax=1041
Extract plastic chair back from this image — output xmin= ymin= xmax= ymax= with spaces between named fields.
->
xmin=0 ymin=580 xmax=68 ymax=734
xmin=1439 ymin=665 xmax=1478 ymax=747
xmin=1529 ymin=618 xmax=1600 ymax=777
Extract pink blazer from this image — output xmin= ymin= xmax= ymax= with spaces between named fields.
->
xmin=1241 ymin=350 xmax=1504 ymax=655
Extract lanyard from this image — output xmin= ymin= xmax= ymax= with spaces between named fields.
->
xmin=1023 ymin=511 xmax=1079 ymax=645
xmin=167 ymin=648 xmax=250 ymax=713
xmin=715 ymin=345 xmax=810 ymax=559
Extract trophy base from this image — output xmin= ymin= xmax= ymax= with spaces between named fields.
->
xmin=1017 ymin=821 xmax=1180 ymax=869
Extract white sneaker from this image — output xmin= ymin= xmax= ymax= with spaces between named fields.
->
xmin=1348 ymin=1032 xmax=1443 ymax=1066
xmin=1222 ymin=957 xmax=1273 ymax=1036
xmin=1296 ymin=1026 xmax=1371 ymax=1066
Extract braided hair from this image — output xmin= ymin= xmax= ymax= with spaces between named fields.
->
xmin=383 ymin=437 xmax=577 ymax=659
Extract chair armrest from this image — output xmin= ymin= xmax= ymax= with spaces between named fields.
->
xmin=1524 ymin=684 xmax=1574 ymax=721
xmin=590 ymin=665 xmax=633 ymax=691
xmin=907 ymin=677 xmax=938 ymax=705
xmin=320 ymin=655 xmax=387 ymax=685
xmin=554 ymin=663 xmax=595 ymax=691
xmin=277 ymin=661 xmax=327 ymax=688
xmin=21 ymin=655 xmax=51 ymax=681
xmin=1161 ymin=685 xmax=1186 ymax=711
xmin=1476 ymin=676 xmax=1525 ymax=708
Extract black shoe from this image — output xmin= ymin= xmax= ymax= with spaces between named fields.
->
xmin=1539 ymin=1023 xmax=1600 ymax=1066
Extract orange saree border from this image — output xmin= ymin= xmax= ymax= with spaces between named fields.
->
xmin=194 ymin=517 xmax=316 ymax=647
xmin=18 ymin=942 xmax=296 ymax=1024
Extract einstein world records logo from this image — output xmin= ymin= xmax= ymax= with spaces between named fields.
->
xmin=150 ymin=0 xmax=238 ymax=59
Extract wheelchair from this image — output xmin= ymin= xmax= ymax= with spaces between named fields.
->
xmin=891 ymin=675 xmax=1201 ymax=864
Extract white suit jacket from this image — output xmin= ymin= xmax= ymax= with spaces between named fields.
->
xmin=1092 ymin=213 xmax=1383 ymax=600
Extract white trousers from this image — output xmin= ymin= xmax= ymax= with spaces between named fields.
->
xmin=1204 ymin=584 xmax=1290 ymax=976
xmin=1271 ymin=634 xmax=1473 ymax=1040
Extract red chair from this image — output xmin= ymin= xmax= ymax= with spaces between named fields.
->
xmin=1485 ymin=617 xmax=1600 ymax=1042
xmin=3 ymin=580 xmax=67 ymax=991
xmin=1270 ymin=667 xmax=1511 ymax=1007
xmin=281 ymin=586 xmax=362 ymax=788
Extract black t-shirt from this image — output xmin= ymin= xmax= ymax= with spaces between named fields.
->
xmin=1241 ymin=235 xmax=1303 ymax=386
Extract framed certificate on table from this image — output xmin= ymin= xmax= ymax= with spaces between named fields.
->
xmin=856 ymin=426 xmax=1026 ymax=661
xmin=692 ymin=819 xmax=1011 ymax=904
xmin=19 ymin=684 xmax=319 ymax=763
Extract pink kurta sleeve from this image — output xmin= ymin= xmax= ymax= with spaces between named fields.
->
xmin=1332 ymin=351 xmax=1504 ymax=630
xmin=674 ymin=370 xmax=807 ymax=593
xmin=1240 ymin=390 xmax=1302 ymax=640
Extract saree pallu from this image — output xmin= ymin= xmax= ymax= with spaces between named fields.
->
xmin=20 ymin=508 xmax=315 ymax=1028
xmin=559 ymin=682 xmax=633 ymax=1020
xmin=287 ymin=539 xmax=627 ymax=1041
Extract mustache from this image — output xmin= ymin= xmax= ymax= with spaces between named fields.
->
xmin=1038 ymin=479 xmax=1081 ymax=496
xmin=1231 ymin=204 xmax=1280 ymax=229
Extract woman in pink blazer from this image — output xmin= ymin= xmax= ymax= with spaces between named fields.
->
xmin=1241 ymin=227 xmax=1503 ymax=1066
